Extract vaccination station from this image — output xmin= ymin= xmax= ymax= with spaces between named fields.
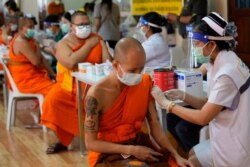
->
xmin=0 ymin=0 xmax=250 ymax=166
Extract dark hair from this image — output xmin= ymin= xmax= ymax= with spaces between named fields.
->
xmin=195 ymin=21 xmax=235 ymax=51
xmin=143 ymin=12 xmax=167 ymax=34
xmin=5 ymin=0 xmax=19 ymax=12
xmin=71 ymin=11 xmax=88 ymax=23
xmin=45 ymin=14 xmax=60 ymax=23
xmin=101 ymin=0 xmax=112 ymax=11
xmin=62 ymin=11 xmax=72 ymax=22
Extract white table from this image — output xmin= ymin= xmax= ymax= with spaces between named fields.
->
xmin=71 ymin=72 xmax=105 ymax=155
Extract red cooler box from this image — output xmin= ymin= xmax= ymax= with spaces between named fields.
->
xmin=154 ymin=68 xmax=176 ymax=91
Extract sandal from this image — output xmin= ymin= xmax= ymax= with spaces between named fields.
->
xmin=46 ymin=142 xmax=68 ymax=154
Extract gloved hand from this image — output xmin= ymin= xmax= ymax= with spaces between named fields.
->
xmin=164 ymin=89 xmax=185 ymax=101
xmin=151 ymin=85 xmax=171 ymax=108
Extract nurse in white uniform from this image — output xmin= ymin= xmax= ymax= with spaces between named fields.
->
xmin=151 ymin=12 xmax=250 ymax=167
xmin=137 ymin=12 xmax=171 ymax=69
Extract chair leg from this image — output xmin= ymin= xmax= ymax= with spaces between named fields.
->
xmin=6 ymin=97 xmax=14 ymax=131
xmin=11 ymin=99 xmax=16 ymax=126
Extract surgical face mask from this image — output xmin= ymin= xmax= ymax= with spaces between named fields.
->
xmin=60 ymin=23 xmax=70 ymax=34
xmin=10 ymin=24 xmax=17 ymax=31
xmin=193 ymin=42 xmax=216 ymax=58
xmin=46 ymin=28 xmax=54 ymax=37
xmin=117 ymin=64 xmax=143 ymax=86
xmin=25 ymin=28 xmax=35 ymax=39
xmin=75 ymin=25 xmax=91 ymax=39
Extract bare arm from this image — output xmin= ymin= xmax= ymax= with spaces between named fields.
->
xmin=16 ymin=39 xmax=42 ymax=65
xmin=56 ymin=36 xmax=99 ymax=69
xmin=171 ymin=102 xmax=222 ymax=126
xmin=147 ymin=100 xmax=189 ymax=166
xmin=167 ymin=13 xmax=192 ymax=24
xmin=183 ymin=93 xmax=207 ymax=109
xmin=95 ymin=18 xmax=101 ymax=32
xmin=100 ymin=40 xmax=112 ymax=62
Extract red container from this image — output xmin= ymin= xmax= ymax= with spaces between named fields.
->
xmin=154 ymin=68 xmax=176 ymax=91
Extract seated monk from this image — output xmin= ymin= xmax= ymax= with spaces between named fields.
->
xmin=7 ymin=16 xmax=55 ymax=125
xmin=84 ymin=38 xmax=191 ymax=167
xmin=8 ymin=16 xmax=54 ymax=97
xmin=41 ymin=11 xmax=111 ymax=154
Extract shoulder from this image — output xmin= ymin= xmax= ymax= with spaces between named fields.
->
xmin=56 ymin=35 xmax=72 ymax=49
xmin=90 ymin=33 xmax=103 ymax=40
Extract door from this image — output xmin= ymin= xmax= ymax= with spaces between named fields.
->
xmin=229 ymin=0 xmax=250 ymax=67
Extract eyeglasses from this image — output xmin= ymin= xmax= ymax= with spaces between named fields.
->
xmin=71 ymin=23 xmax=91 ymax=27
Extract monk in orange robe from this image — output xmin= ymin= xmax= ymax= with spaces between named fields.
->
xmin=85 ymin=38 xmax=192 ymax=167
xmin=8 ymin=17 xmax=54 ymax=97
xmin=41 ymin=11 xmax=111 ymax=154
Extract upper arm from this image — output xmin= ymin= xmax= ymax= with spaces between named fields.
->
xmin=146 ymin=100 xmax=162 ymax=134
xmin=100 ymin=40 xmax=112 ymax=62
xmin=17 ymin=41 xmax=42 ymax=65
xmin=55 ymin=41 xmax=74 ymax=69
xmin=84 ymin=88 xmax=102 ymax=142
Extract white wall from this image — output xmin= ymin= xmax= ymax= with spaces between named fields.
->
xmin=20 ymin=0 xmax=39 ymax=25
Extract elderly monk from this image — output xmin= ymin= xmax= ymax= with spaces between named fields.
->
xmin=41 ymin=11 xmax=111 ymax=154
xmin=84 ymin=37 xmax=191 ymax=167
xmin=8 ymin=16 xmax=54 ymax=97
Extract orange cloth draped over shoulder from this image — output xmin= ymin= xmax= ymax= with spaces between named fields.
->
xmin=88 ymin=75 xmax=178 ymax=167
xmin=41 ymin=33 xmax=103 ymax=146
xmin=0 ymin=29 xmax=5 ymax=45
xmin=8 ymin=35 xmax=54 ymax=96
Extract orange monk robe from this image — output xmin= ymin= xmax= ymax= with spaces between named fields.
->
xmin=88 ymin=75 xmax=178 ymax=167
xmin=8 ymin=35 xmax=54 ymax=96
xmin=41 ymin=33 xmax=103 ymax=146
xmin=0 ymin=29 xmax=6 ymax=45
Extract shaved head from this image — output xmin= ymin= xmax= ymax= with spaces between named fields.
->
xmin=114 ymin=37 xmax=146 ymax=64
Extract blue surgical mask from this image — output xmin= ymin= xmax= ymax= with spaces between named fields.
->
xmin=46 ymin=28 xmax=54 ymax=37
xmin=25 ymin=28 xmax=35 ymax=39
xmin=60 ymin=23 xmax=70 ymax=34
xmin=117 ymin=64 xmax=143 ymax=86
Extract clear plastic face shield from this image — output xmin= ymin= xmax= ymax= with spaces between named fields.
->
xmin=137 ymin=16 xmax=162 ymax=29
xmin=190 ymin=32 xmax=235 ymax=67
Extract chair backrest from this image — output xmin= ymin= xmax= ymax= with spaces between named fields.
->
xmin=1 ymin=60 xmax=20 ymax=93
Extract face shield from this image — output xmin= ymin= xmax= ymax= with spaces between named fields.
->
xmin=137 ymin=16 xmax=162 ymax=29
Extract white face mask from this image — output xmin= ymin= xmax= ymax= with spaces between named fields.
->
xmin=75 ymin=25 xmax=91 ymax=39
xmin=10 ymin=24 xmax=17 ymax=31
xmin=117 ymin=64 xmax=143 ymax=86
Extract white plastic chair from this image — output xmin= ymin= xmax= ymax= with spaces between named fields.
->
xmin=2 ymin=61 xmax=47 ymax=132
